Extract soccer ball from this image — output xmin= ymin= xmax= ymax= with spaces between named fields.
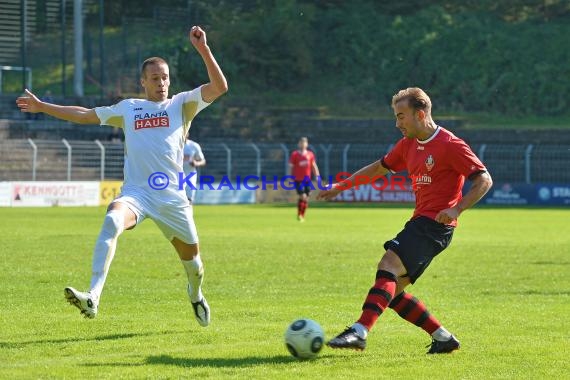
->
xmin=284 ymin=318 xmax=325 ymax=359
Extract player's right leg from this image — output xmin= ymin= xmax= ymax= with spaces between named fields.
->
xmin=327 ymin=250 xmax=404 ymax=350
xmin=294 ymin=181 xmax=305 ymax=221
xmin=65 ymin=202 xmax=137 ymax=318
xmin=300 ymin=188 xmax=310 ymax=219
xmin=186 ymin=188 xmax=196 ymax=204
xmin=298 ymin=193 xmax=308 ymax=221
xmin=185 ymin=177 xmax=197 ymax=203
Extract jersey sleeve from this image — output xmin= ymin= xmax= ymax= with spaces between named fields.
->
xmin=183 ymin=143 xmax=191 ymax=156
xmin=178 ymin=86 xmax=211 ymax=134
xmin=194 ymin=143 xmax=205 ymax=161
xmin=289 ymin=152 xmax=296 ymax=165
xmin=381 ymin=138 xmax=407 ymax=173
xmin=448 ymin=138 xmax=487 ymax=179
xmin=94 ymin=101 xmax=125 ymax=129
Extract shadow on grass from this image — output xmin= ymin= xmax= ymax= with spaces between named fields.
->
xmin=145 ymin=354 xmax=338 ymax=367
xmin=0 ymin=330 xmax=182 ymax=349
xmin=532 ymin=261 xmax=570 ymax=266
xmin=513 ymin=290 xmax=570 ymax=296
xmin=483 ymin=289 xmax=570 ymax=296
xmin=79 ymin=353 xmax=338 ymax=368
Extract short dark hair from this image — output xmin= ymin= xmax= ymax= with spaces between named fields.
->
xmin=391 ymin=87 xmax=432 ymax=114
xmin=141 ymin=57 xmax=168 ymax=78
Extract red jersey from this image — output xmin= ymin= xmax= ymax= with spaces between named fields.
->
xmin=289 ymin=150 xmax=316 ymax=181
xmin=381 ymin=127 xmax=486 ymax=226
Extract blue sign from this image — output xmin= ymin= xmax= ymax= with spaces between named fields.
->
xmin=480 ymin=183 xmax=570 ymax=206
xmin=194 ymin=184 xmax=256 ymax=204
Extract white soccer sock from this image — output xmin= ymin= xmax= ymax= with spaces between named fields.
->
xmin=351 ymin=322 xmax=369 ymax=339
xmin=182 ymin=255 xmax=204 ymax=303
xmin=89 ymin=211 xmax=124 ymax=302
xmin=431 ymin=326 xmax=452 ymax=342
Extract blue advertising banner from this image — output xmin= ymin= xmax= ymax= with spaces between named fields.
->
xmin=480 ymin=183 xmax=570 ymax=206
xmin=331 ymin=182 xmax=570 ymax=206
xmin=194 ymin=184 xmax=256 ymax=204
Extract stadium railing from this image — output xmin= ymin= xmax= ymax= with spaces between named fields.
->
xmin=0 ymin=139 xmax=568 ymax=184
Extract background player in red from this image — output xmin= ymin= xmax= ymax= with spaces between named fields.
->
xmin=318 ymin=87 xmax=493 ymax=354
xmin=289 ymin=137 xmax=321 ymax=222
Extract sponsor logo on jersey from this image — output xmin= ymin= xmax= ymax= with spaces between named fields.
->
xmin=134 ymin=111 xmax=169 ymax=130
xmin=425 ymin=154 xmax=435 ymax=171
xmin=410 ymin=174 xmax=432 ymax=190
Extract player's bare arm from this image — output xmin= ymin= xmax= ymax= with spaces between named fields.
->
xmin=312 ymin=161 xmax=321 ymax=179
xmin=16 ymin=89 xmax=100 ymax=124
xmin=435 ymin=171 xmax=493 ymax=224
xmin=317 ymin=159 xmax=389 ymax=201
xmin=192 ymin=158 xmax=206 ymax=168
xmin=189 ymin=26 xmax=228 ymax=103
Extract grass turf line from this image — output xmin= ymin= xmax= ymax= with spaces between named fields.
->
xmin=0 ymin=205 xmax=568 ymax=379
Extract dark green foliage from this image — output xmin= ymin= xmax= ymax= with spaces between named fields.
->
xmin=88 ymin=0 xmax=570 ymax=115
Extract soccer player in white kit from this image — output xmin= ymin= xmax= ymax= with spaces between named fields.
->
xmin=16 ymin=26 xmax=228 ymax=327
xmin=183 ymin=138 xmax=206 ymax=202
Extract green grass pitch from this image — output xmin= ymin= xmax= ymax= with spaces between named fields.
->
xmin=0 ymin=205 xmax=568 ymax=379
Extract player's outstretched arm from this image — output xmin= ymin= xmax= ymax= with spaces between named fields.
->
xmin=435 ymin=171 xmax=493 ymax=224
xmin=16 ymin=89 xmax=99 ymax=124
xmin=317 ymin=159 xmax=389 ymax=201
xmin=189 ymin=26 xmax=228 ymax=103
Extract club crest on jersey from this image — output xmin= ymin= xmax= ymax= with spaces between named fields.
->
xmin=425 ymin=154 xmax=435 ymax=171
xmin=134 ymin=111 xmax=169 ymax=130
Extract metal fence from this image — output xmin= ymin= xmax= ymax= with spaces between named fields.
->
xmin=1 ymin=139 xmax=569 ymax=184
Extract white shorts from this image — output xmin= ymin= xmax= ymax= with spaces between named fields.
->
xmin=113 ymin=185 xmax=198 ymax=244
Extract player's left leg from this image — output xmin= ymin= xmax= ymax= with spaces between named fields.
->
xmin=389 ymin=278 xmax=459 ymax=354
xmin=171 ymin=238 xmax=210 ymax=327
xmin=153 ymin=200 xmax=210 ymax=327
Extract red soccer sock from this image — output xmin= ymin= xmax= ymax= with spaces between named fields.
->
xmin=300 ymin=200 xmax=308 ymax=216
xmin=297 ymin=200 xmax=303 ymax=216
xmin=356 ymin=270 xmax=397 ymax=331
xmin=389 ymin=291 xmax=441 ymax=335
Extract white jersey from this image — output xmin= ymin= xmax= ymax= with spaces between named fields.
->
xmin=95 ymin=87 xmax=209 ymax=196
xmin=183 ymin=140 xmax=205 ymax=175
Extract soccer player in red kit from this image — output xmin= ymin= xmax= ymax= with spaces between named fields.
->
xmin=289 ymin=137 xmax=321 ymax=221
xmin=318 ymin=87 xmax=493 ymax=354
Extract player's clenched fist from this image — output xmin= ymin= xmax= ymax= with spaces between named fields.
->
xmin=16 ymin=89 xmax=41 ymax=113
xmin=189 ymin=26 xmax=208 ymax=51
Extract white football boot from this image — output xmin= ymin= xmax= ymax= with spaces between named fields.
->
xmin=64 ymin=287 xmax=98 ymax=319
xmin=188 ymin=284 xmax=210 ymax=327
